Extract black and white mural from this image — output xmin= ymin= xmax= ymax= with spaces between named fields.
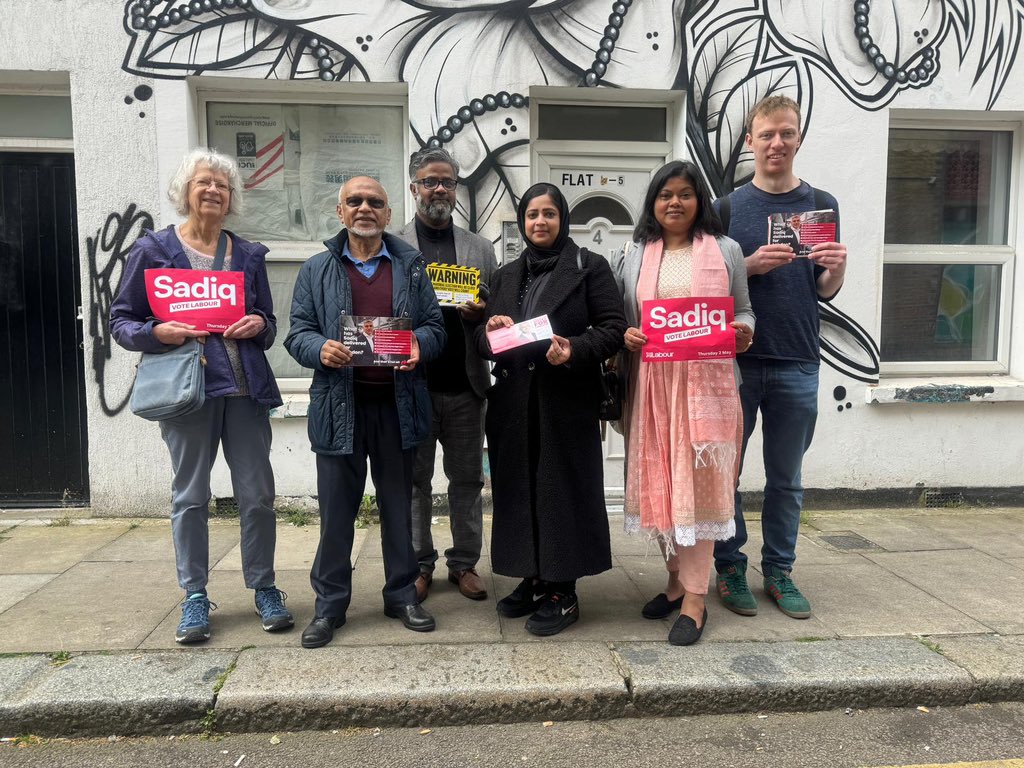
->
xmin=121 ymin=0 xmax=1024 ymax=383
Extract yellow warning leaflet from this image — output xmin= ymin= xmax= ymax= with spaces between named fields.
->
xmin=427 ymin=263 xmax=480 ymax=305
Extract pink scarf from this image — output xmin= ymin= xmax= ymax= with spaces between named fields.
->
xmin=636 ymin=233 xmax=737 ymax=466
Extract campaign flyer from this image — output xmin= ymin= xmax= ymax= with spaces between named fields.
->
xmin=340 ymin=315 xmax=412 ymax=366
xmin=487 ymin=314 xmax=554 ymax=354
xmin=426 ymin=263 xmax=481 ymax=305
xmin=768 ymin=209 xmax=837 ymax=257
xmin=641 ymin=297 xmax=735 ymax=362
xmin=144 ymin=268 xmax=246 ymax=333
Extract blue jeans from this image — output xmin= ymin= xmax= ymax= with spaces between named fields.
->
xmin=714 ymin=358 xmax=819 ymax=573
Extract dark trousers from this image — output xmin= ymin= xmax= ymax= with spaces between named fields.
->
xmin=310 ymin=399 xmax=418 ymax=618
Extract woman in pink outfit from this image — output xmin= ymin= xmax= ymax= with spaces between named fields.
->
xmin=611 ymin=161 xmax=755 ymax=645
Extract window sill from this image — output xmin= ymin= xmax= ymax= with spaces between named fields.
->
xmin=866 ymin=376 xmax=1024 ymax=405
xmin=270 ymin=394 xmax=310 ymax=419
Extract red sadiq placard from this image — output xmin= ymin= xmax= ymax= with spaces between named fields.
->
xmin=144 ymin=269 xmax=246 ymax=333
xmin=641 ymin=297 xmax=735 ymax=362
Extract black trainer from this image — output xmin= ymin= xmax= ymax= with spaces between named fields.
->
xmin=496 ymin=578 xmax=546 ymax=618
xmin=525 ymin=592 xmax=579 ymax=636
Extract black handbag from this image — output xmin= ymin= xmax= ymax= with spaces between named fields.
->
xmin=129 ymin=231 xmax=228 ymax=421
xmin=573 ymin=247 xmax=622 ymax=421
xmin=598 ymin=362 xmax=621 ymax=421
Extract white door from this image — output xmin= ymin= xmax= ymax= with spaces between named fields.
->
xmin=536 ymin=151 xmax=666 ymax=494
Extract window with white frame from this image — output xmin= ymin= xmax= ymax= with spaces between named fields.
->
xmin=200 ymin=93 xmax=407 ymax=385
xmin=881 ymin=122 xmax=1016 ymax=375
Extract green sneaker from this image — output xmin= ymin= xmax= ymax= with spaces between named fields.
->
xmin=716 ymin=563 xmax=758 ymax=616
xmin=763 ymin=566 xmax=811 ymax=619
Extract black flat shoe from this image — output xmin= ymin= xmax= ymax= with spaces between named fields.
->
xmin=301 ymin=615 xmax=346 ymax=648
xmin=384 ymin=603 xmax=436 ymax=632
xmin=668 ymin=608 xmax=707 ymax=646
xmin=641 ymin=592 xmax=684 ymax=620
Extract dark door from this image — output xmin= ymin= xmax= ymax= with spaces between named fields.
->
xmin=0 ymin=152 xmax=89 ymax=506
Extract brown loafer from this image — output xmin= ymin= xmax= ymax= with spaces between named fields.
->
xmin=448 ymin=568 xmax=488 ymax=600
xmin=415 ymin=571 xmax=433 ymax=604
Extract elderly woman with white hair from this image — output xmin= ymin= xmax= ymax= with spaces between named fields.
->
xmin=110 ymin=148 xmax=291 ymax=644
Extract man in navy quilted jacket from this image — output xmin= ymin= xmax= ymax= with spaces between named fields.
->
xmin=285 ymin=176 xmax=446 ymax=648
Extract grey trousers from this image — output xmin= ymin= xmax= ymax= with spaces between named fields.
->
xmin=159 ymin=396 xmax=276 ymax=593
xmin=411 ymin=390 xmax=485 ymax=573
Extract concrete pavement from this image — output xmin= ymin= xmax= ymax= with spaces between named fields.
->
xmin=1 ymin=505 xmax=1023 ymax=736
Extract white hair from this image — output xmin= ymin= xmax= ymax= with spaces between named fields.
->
xmin=167 ymin=147 xmax=243 ymax=218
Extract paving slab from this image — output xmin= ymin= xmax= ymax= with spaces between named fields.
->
xmin=938 ymin=634 xmax=1024 ymax=702
xmin=0 ymin=573 xmax=58 ymax=614
xmin=794 ymin=561 xmax=988 ymax=638
xmin=212 ymin=522 xmax=327 ymax=572
xmin=1 ymin=651 xmax=235 ymax=737
xmin=0 ymin=562 xmax=182 ymax=653
xmin=0 ymin=524 xmax=131 ymax=574
xmin=1009 ymin=558 xmax=1024 ymax=572
xmin=216 ymin=642 xmax=628 ymax=731
xmin=88 ymin=521 xmax=238 ymax=564
xmin=616 ymin=637 xmax=974 ymax=716
xmin=326 ymin=556 xmax=502 ymax=646
xmin=827 ymin=516 xmax=967 ymax=552
xmin=867 ymin=549 xmax=1024 ymax=635
xmin=923 ymin=512 xmax=1024 ymax=560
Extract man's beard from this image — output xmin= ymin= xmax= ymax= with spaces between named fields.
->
xmin=416 ymin=196 xmax=454 ymax=226
xmin=349 ymin=223 xmax=383 ymax=238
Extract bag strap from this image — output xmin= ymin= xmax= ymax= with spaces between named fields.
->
xmin=212 ymin=231 xmax=229 ymax=271
xmin=718 ymin=193 xmax=731 ymax=233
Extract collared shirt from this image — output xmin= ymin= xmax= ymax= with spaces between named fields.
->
xmin=342 ymin=239 xmax=391 ymax=278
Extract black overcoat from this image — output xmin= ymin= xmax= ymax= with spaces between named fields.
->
xmin=475 ymin=245 xmax=627 ymax=582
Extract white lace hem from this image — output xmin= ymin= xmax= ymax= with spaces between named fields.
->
xmin=623 ymin=517 xmax=736 ymax=557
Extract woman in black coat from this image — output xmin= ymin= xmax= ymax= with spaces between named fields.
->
xmin=476 ymin=183 xmax=626 ymax=636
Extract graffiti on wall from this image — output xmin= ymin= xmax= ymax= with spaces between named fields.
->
xmin=87 ymin=204 xmax=154 ymax=416
xmin=120 ymin=0 xmax=1024 ymax=384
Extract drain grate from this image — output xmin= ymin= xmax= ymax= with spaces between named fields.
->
xmin=923 ymin=489 xmax=964 ymax=508
xmin=818 ymin=531 xmax=882 ymax=551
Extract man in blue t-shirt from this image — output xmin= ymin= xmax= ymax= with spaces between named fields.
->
xmin=712 ymin=95 xmax=847 ymax=620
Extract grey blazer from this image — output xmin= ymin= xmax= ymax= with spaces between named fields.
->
xmin=393 ymin=220 xmax=499 ymax=399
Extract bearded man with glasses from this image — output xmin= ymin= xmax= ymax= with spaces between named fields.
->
xmin=285 ymin=176 xmax=446 ymax=648
xmin=394 ymin=147 xmax=498 ymax=605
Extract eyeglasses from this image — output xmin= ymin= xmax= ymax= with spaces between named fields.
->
xmin=413 ymin=177 xmax=457 ymax=190
xmin=190 ymin=177 xmax=232 ymax=193
xmin=343 ymin=196 xmax=388 ymax=210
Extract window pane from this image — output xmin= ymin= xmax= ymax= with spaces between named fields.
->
xmin=880 ymin=264 xmax=1000 ymax=362
xmin=265 ymin=262 xmax=313 ymax=379
xmin=569 ymin=195 xmax=634 ymax=226
xmin=207 ymin=102 xmax=405 ymax=242
xmin=0 ymin=95 xmax=73 ymax=139
xmin=538 ymin=104 xmax=666 ymax=142
xmin=885 ymin=129 xmax=1011 ymax=245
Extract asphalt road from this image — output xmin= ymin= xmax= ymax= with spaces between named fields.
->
xmin=4 ymin=703 xmax=1024 ymax=768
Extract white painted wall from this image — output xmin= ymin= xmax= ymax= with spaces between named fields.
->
xmin=1 ymin=2 xmax=1022 ymax=516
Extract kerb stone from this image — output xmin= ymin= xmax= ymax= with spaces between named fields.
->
xmin=616 ymin=637 xmax=975 ymax=716
xmin=2 ymin=651 xmax=236 ymax=737
xmin=938 ymin=635 xmax=1024 ymax=702
xmin=217 ymin=642 xmax=628 ymax=731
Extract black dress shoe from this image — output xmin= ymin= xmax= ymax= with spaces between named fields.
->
xmin=668 ymin=608 xmax=707 ymax=646
xmin=384 ymin=603 xmax=436 ymax=632
xmin=301 ymin=615 xmax=346 ymax=648
xmin=641 ymin=592 xmax=684 ymax=620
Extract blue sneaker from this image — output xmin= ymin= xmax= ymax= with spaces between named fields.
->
xmin=254 ymin=586 xmax=294 ymax=632
xmin=175 ymin=593 xmax=215 ymax=644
